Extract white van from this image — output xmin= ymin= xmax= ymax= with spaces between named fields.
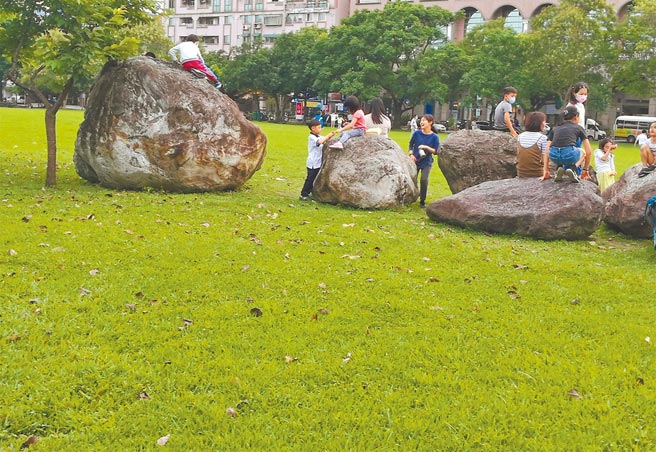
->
xmin=586 ymin=119 xmax=606 ymax=141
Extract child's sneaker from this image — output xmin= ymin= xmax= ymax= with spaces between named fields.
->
xmin=330 ymin=141 xmax=344 ymax=149
xmin=565 ymin=168 xmax=579 ymax=183
xmin=554 ymin=167 xmax=564 ymax=182
xmin=299 ymin=195 xmax=310 ymax=201
xmin=214 ymin=81 xmax=222 ymax=89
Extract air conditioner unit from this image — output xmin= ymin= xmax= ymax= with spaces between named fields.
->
xmin=254 ymin=24 xmax=261 ymax=29
xmin=243 ymin=25 xmax=250 ymax=31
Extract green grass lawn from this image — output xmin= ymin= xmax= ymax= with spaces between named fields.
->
xmin=1 ymin=107 xmax=654 ymax=450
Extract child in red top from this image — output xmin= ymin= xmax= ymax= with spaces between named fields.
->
xmin=330 ymin=96 xmax=366 ymax=149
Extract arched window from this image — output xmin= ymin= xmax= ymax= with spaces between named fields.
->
xmin=504 ymin=9 xmax=523 ymax=33
xmin=466 ymin=11 xmax=484 ymax=34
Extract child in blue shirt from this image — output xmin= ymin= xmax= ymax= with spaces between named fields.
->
xmin=409 ymin=114 xmax=440 ymax=207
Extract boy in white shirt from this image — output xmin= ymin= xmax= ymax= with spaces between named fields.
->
xmin=300 ymin=119 xmax=335 ymax=201
xmin=168 ymin=34 xmax=222 ymax=88
xmin=636 ymin=129 xmax=649 ymax=148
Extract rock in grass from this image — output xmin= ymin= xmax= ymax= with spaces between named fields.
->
xmin=312 ymin=135 xmax=419 ymax=209
xmin=603 ymin=163 xmax=656 ymax=238
xmin=426 ymin=178 xmax=603 ymax=240
xmin=74 ymin=56 xmax=267 ymax=193
xmin=438 ymin=130 xmax=518 ymax=194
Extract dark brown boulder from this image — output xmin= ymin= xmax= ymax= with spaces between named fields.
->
xmin=74 ymin=56 xmax=266 ymax=192
xmin=426 ymin=178 xmax=603 ymax=240
xmin=603 ymin=164 xmax=656 ymax=238
xmin=438 ymin=130 xmax=518 ymax=194
xmin=312 ymin=135 xmax=419 ymax=209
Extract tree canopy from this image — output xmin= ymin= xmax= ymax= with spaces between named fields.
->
xmin=314 ymin=2 xmax=454 ymax=125
xmin=612 ymin=0 xmax=656 ymax=97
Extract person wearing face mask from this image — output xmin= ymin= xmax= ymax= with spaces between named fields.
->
xmin=566 ymin=82 xmax=589 ymax=128
xmin=493 ymin=86 xmax=519 ymax=138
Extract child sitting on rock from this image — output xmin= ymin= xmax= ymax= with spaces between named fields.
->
xmin=594 ymin=138 xmax=617 ymax=191
xmin=541 ymin=106 xmax=593 ymax=183
xmin=330 ymin=96 xmax=366 ymax=149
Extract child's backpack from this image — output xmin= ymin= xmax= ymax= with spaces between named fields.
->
xmin=644 ymin=196 xmax=656 ymax=250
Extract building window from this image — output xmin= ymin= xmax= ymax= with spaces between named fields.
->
xmin=244 ymin=0 xmax=252 ymax=10
xmin=264 ymin=15 xmax=282 ymax=26
xmin=213 ymin=0 xmax=220 ymax=11
xmin=357 ymin=0 xmax=381 ymax=4
xmin=224 ymin=34 xmax=231 ymax=44
xmin=182 ymin=0 xmax=195 ymax=7
xmin=198 ymin=16 xmax=220 ymax=26
xmin=255 ymin=0 xmax=264 ymax=11
xmin=242 ymin=15 xmax=253 ymax=24
xmin=224 ymin=0 xmax=232 ymax=11
xmin=169 ymin=17 xmax=176 ymax=26
xmin=204 ymin=35 xmax=220 ymax=44
xmin=465 ymin=11 xmax=484 ymax=34
xmin=504 ymin=9 xmax=524 ymax=33
xmin=181 ymin=17 xmax=194 ymax=27
xmin=225 ymin=16 xmax=233 ymax=24
xmin=286 ymin=13 xmax=304 ymax=24
xmin=199 ymin=0 xmax=211 ymax=7
xmin=169 ymin=0 xmax=176 ymax=8
xmin=318 ymin=12 xmax=327 ymax=21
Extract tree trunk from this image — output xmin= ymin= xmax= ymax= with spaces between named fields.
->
xmin=42 ymin=77 xmax=74 ymax=187
xmin=391 ymin=99 xmax=403 ymax=130
xmin=44 ymin=107 xmax=58 ymax=186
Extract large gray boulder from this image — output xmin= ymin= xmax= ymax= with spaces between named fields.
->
xmin=426 ymin=178 xmax=603 ymax=240
xmin=74 ymin=56 xmax=267 ymax=192
xmin=312 ymin=135 xmax=419 ymax=209
xmin=603 ymin=164 xmax=656 ymax=238
xmin=438 ymin=130 xmax=518 ymax=194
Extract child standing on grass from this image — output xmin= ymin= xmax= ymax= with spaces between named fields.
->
xmin=542 ymin=106 xmax=593 ymax=183
xmin=330 ymin=96 xmax=366 ymax=149
xmin=594 ymin=138 xmax=617 ymax=192
xmin=409 ymin=114 xmax=440 ymax=208
xmin=300 ymin=119 xmax=335 ymax=201
xmin=168 ymin=34 xmax=222 ymax=89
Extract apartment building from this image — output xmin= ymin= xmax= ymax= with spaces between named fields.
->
xmin=162 ymin=0 xmax=349 ymax=53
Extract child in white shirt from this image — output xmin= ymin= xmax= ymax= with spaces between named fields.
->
xmin=168 ymin=34 xmax=221 ymax=88
xmin=594 ymin=138 xmax=617 ymax=192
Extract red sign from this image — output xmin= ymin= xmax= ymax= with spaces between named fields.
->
xmin=295 ymin=102 xmax=303 ymax=115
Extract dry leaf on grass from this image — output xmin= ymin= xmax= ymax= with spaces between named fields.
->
xmin=20 ymin=435 xmax=38 ymax=449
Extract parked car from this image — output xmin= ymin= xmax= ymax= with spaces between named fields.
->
xmin=433 ymin=123 xmax=447 ymax=133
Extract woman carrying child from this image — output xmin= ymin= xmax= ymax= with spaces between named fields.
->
xmin=541 ymin=106 xmax=593 ymax=183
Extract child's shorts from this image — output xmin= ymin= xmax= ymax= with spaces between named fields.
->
xmin=549 ymin=145 xmax=583 ymax=167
